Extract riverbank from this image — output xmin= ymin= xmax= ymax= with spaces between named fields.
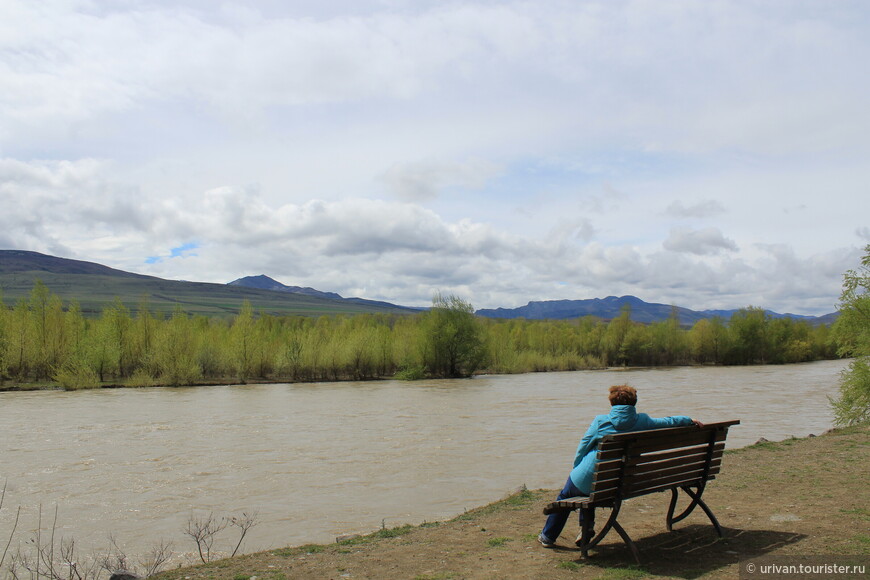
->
xmin=154 ymin=424 xmax=869 ymax=580
xmin=0 ymin=376 xmax=316 ymax=391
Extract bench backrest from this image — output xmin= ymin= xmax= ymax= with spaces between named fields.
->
xmin=589 ymin=420 xmax=740 ymax=504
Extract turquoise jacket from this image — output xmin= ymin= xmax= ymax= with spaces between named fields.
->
xmin=569 ymin=405 xmax=693 ymax=494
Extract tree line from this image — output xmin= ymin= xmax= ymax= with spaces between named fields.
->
xmin=829 ymin=243 xmax=870 ymax=426
xmin=0 ymin=282 xmax=840 ymax=389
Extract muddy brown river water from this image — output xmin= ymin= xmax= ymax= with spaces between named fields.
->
xmin=0 ymin=360 xmax=847 ymax=561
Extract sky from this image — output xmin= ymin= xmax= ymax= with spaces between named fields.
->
xmin=1 ymin=0 xmax=868 ymax=315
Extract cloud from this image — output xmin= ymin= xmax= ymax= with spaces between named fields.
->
xmin=0 ymin=154 xmax=856 ymax=314
xmin=0 ymin=2 xmax=543 ymax=142
xmin=663 ymin=227 xmax=738 ymax=255
xmin=0 ymin=157 xmax=152 ymax=255
xmin=665 ymin=200 xmax=726 ymax=219
xmin=3 ymin=1 xmax=869 ymax=159
xmin=1 ymin=2 xmax=867 ymax=317
xmin=381 ymin=159 xmax=502 ymax=202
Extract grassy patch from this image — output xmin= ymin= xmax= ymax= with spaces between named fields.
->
xmin=376 ymin=524 xmax=414 ymax=538
xmin=851 ymin=534 xmax=870 ymax=553
xmin=598 ymin=566 xmax=648 ymax=580
xmin=502 ymin=487 xmax=536 ymax=507
xmin=420 ymin=521 xmax=441 ymax=528
xmin=337 ymin=523 xmax=414 ymax=546
xmin=272 ymin=543 xmax=324 ymax=557
xmin=840 ymin=507 xmax=870 ymax=521
xmin=725 ymin=426 xmax=866 ymax=455
xmin=557 ymin=560 xmax=582 ymax=571
xmin=486 ymin=537 xmax=511 ymax=547
xmin=455 ymin=487 xmax=546 ymax=522
xmin=745 ymin=440 xmax=784 ymax=451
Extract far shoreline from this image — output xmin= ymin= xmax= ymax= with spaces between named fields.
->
xmin=0 ymin=358 xmax=847 ymax=393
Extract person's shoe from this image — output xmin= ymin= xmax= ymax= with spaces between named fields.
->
xmin=575 ymin=529 xmax=595 ymax=548
xmin=538 ymin=533 xmax=556 ymax=548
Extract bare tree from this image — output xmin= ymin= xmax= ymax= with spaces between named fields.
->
xmin=183 ymin=513 xmax=228 ymax=564
xmin=1 ymin=479 xmax=22 ymax=571
xmin=228 ymin=512 xmax=259 ymax=558
xmin=138 ymin=540 xmax=173 ymax=578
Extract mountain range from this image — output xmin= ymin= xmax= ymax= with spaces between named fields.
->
xmin=0 ymin=250 xmax=839 ymax=324
xmin=475 ymin=295 xmax=839 ymax=326
xmin=0 ymin=250 xmax=416 ymax=317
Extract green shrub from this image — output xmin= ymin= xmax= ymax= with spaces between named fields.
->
xmin=53 ymin=360 xmax=100 ymax=390
xmin=394 ymin=365 xmax=427 ymax=381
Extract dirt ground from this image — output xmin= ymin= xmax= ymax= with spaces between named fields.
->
xmin=155 ymin=425 xmax=869 ymax=580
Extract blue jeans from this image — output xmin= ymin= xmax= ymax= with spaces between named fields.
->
xmin=541 ymin=476 xmax=592 ymax=543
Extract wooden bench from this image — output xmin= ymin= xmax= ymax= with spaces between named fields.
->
xmin=543 ymin=419 xmax=740 ymax=563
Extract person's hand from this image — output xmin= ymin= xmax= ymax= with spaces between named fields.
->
xmin=692 ymin=419 xmax=705 ymax=428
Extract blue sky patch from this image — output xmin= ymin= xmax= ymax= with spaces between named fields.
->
xmin=146 ymin=242 xmax=200 ymax=264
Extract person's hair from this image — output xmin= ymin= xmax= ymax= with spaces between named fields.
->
xmin=609 ymin=384 xmax=638 ymax=406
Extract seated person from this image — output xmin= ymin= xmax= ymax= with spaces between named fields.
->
xmin=539 ymin=384 xmax=702 ymax=547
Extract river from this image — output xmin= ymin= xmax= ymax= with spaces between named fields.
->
xmin=0 ymin=360 xmax=848 ymax=562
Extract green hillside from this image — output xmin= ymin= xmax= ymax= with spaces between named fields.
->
xmin=0 ymin=251 xmax=413 ymax=318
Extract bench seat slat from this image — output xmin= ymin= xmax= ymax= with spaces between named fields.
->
xmin=588 ymin=487 xmax=618 ymax=503
xmin=625 ymin=467 xmax=710 ymax=494
xmin=588 ymin=474 xmax=721 ymax=504
xmin=594 ymin=449 xmax=724 ymax=482
xmin=625 ymin=455 xmax=721 ymax=478
xmin=600 ymin=420 xmax=740 ymax=444
xmin=623 ymin=476 xmax=709 ymax=499
xmin=593 ymin=463 xmax=722 ymax=494
xmin=633 ymin=430 xmax=727 ymax=454
xmin=589 ymin=476 xmax=622 ymax=494
xmin=595 ymin=429 xmax=713 ymax=450
xmin=624 ymin=459 xmax=721 ymax=485
xmin=596 ymin=431 xmax=726 ymax=461
xmin=626 ymin=443 xmax=725 ymax=467
xmin=598 ymin=429 xmax=727 ymax=455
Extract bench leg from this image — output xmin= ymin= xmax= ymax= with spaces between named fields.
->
xmin=577 ymin=500 xmax=641 ymax=563
xmin=579 ymin=501 xmax=643 ymax=564
xmin=611 ymin=519 xmax=642 ymax=565
xmin=681 ymin=485 xmax=724 ymax=537
xmin=578 ymin=507 xmax=595 ymax=558
xmin=584 ymin=502 xmax=620 ymax=552
xmin=666 ymin=485 xmax=724 ymax=537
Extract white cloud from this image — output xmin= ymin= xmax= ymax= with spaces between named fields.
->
xmin=4 ymin=1 xmax=868 ymax=156
xmin=666 ymin=200 xmax=726 ymax=219
xmin=1 ymin=1 xmax=868 ymax=316
xmin=381 ymin=159 xmax=502 ymax=202
xmin=663 ymin=227 xmax=739 ymax=256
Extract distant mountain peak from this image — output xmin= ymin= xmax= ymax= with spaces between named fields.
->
xmin=228 ymin=275 xmax=344 ymax=300
xmin=229 ymin=274 xmax=285 ymax=290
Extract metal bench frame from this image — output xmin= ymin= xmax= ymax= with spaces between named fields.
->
xmin=543 ymin=419 xmax=740 ymax=563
